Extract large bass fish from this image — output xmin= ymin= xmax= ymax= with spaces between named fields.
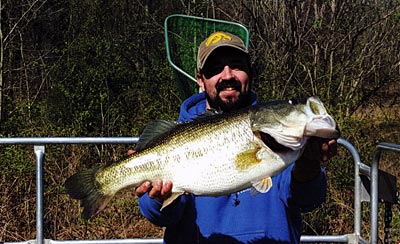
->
xmin=65 ymin=96 xmax=339 ymax=219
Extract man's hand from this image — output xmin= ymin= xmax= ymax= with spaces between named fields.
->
xmin=293 ymin=138 xmax=337 ymax=182
xmin=135 ymin=179 xmax=173 ymax=204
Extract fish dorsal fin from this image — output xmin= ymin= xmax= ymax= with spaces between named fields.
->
xmin=136 ymin=120 xmax=180 ymax=151
xmin=251 ymin=177 xmax=273 ymax=196
xmin=235 ymin=143 xmax=262 ymax=171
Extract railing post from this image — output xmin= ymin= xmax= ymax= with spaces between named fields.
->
xmin=337 ymin=138 xmax=363 ymax=237
xmin=34 ymin=145 xmax=45 ymax=244
xmin=370 ymin=143 xmax=400 ymax=244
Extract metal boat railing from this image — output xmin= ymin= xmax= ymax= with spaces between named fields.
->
xmin=0 ymin=137 xmax=399 ymax=244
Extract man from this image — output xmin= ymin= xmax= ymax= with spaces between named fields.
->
xmin=136 ymin=31 xmax=337 ymax=243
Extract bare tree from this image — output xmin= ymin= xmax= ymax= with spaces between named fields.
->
xmin=0 ymin=0 xmax=3 ymax=121
xmin=0 ymin=0 xmax=49 ymax=123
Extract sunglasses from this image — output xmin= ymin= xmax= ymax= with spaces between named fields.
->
xmin=201 ymin=62 xmax=250 ymax=79
xmin=200 ymin=47 xmax=252 ymax=79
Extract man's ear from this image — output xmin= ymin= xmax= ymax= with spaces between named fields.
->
xmin=196 ymin=72 xmax=205 ymax=92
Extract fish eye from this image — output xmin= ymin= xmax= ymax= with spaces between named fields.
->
xmin=310 ymin=101 xmax=323 ymax=115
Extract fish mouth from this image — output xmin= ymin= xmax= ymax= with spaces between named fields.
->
xmin=254 ymin=131 xmax=293 ymax=153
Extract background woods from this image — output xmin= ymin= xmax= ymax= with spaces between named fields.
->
xmin=0 ymin=0 xmax=399 ymax=241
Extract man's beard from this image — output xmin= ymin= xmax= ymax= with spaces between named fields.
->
xmin=206 ymin=79 xmax=252 ymax=112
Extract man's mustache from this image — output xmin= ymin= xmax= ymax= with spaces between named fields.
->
xmin=216 ymin=79 xmax=242 ymax=92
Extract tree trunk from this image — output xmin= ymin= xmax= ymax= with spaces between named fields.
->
xmin=0 ymin=0 xmax=3 ymax=122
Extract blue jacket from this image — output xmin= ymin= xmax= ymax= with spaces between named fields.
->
xmin=138 ymin=92 xmax=327 ymax=243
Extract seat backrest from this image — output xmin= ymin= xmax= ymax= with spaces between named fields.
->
xmin=164 ymin=14 xmax=249 ymax=98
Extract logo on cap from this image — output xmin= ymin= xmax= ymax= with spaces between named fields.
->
xmin=205 ymin=32 xmax=232 ymax=47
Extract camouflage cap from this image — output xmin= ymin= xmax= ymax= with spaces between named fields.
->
xmin=197 ymin=31 xmax=248 ymax=71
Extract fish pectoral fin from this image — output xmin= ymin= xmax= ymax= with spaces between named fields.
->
xmin=235 ymin=145 xmax=262 ymax=171
xmin=251 ymin=177 xmax=273 ymax=196
xmin=160 ymin=192 xmax=184 ymax=211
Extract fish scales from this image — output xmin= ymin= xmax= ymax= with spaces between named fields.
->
xmin=167 ymin=114 xmax=256 ymax=194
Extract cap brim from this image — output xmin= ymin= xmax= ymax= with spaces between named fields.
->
xmin=198 ymin=44 xmax=248 ymax=70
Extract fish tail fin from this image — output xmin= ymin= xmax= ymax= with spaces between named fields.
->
xmin=65 ymin=167 xmax=113 ymax=220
